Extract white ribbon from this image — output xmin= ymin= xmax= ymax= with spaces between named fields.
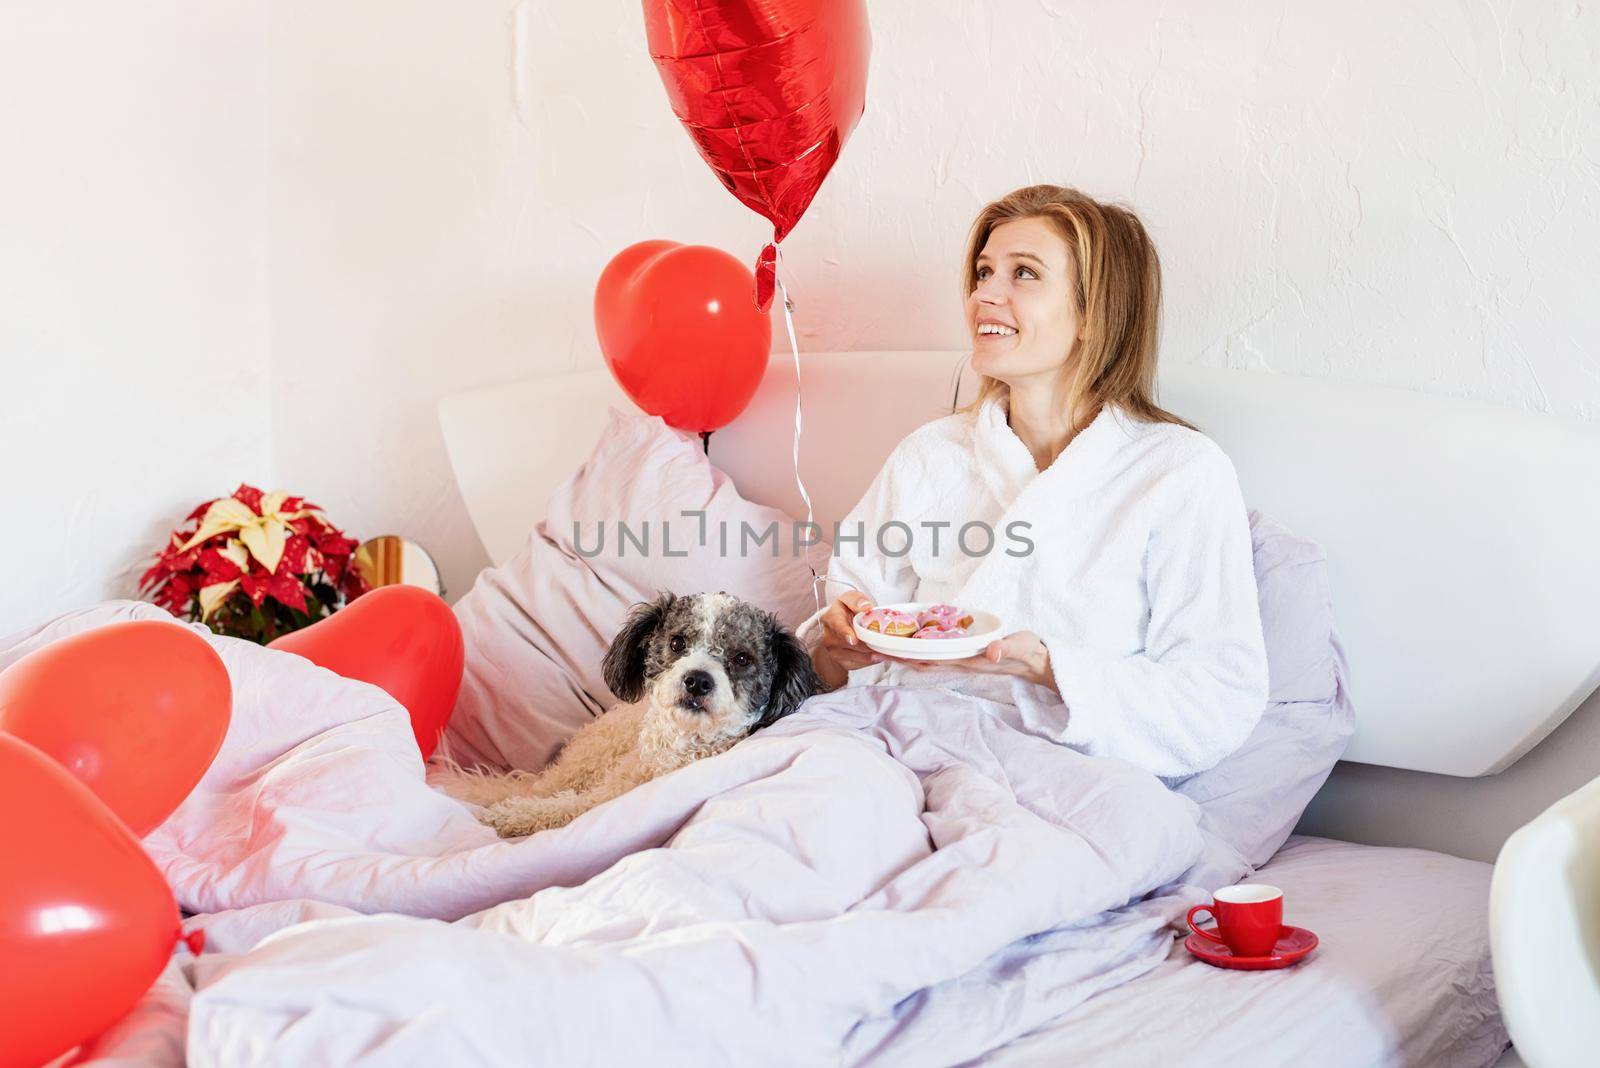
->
xmin=773 ymin=249 xmax=826 ymax=616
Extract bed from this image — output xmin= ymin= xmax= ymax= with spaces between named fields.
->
xmin=436 ymin=350 xmax=1600 ymax=1067
xmin=14 ymin=350 xmax=1592 ymax=1065
xmin=971 ymin=836 xmax=1503 ymax=1067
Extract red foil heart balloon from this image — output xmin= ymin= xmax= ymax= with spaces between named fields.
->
xmin=594 ymin=240 xmax=771 ymax=432
xmin=0 ymin=620 xmax=232 ymax=837
xmin=268 ymin=585 xmax=464 ymax=760
xmin=0 ymin=733 xmax=185 ymax=1068
xmin=643 ymin=0 xmax=871 ymax=245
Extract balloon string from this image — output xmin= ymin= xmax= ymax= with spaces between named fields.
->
xmin=774 ymin=250 xmax=822 ymax=616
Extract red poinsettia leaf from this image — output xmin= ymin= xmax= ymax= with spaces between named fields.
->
xmin=197 ymin=547 xmax=242 ymax=583
xmin=164 ymin=550 xmax=200 ymax=577
xmin=288 ymin=516 xmax=318 ymax=537
xmin=185 ymin=498 xmax=221 ymax=522
xmin=152 ymin=573 xmax=195 ymax=616
xmin=345 ymin=568 xmax=370 ymax=599
xmin=240 ymin=573 xmax=270 ymax=606
xmin=232 ymin=484 xmax=265 ymax=514
xmin=265 ymin=571 xmax=309 ymax=613
xmin=277 ymin=534 xmax=310 ymax=576
xmin=313 ymin=530 xmax=358 ymax=557
xmin=319 ymin=552 xmax=344 ymax=582
xmin=280 ymin=496 xmax=305 ymax=514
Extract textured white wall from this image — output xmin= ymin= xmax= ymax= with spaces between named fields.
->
xmin=0 ymin=3 xmax=270 ymax=636
xmin=268 ymin=0 xmax=1599 ymax=602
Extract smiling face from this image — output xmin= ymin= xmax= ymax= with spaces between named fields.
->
xmin=966 ymin=216 xmax=1083 ymax=389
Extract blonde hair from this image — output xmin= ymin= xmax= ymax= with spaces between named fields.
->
xmin=957 ymin=184 xmax=1194 ymax=434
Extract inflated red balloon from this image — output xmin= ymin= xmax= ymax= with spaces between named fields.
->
xmin=0 ymin=733 xmax=185 ymax=1068
xmin=0 ymin=620 xmax=232 ymax=837
xmin=268 ymin=585 xmax=464 ymax=760
xmin=594 ymin=240 xmax=771 ymax=432
xmin=644 ymin=0 xmax=870 ymax=310
xmin=643 ymin=0 xmax=871 ymax=247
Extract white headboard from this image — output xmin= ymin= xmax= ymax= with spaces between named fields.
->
xmin=439 ymin=351 xmax=1600 ymax=778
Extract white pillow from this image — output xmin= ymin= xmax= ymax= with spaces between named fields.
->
xmin=1169 ymin=510 xmax=1357 ymax=889
xmin=442 ymin=407 xmax=827 ymax=773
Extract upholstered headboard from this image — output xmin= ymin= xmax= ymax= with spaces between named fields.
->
xmin=439 ymin=351 xmax=1600 ymax=779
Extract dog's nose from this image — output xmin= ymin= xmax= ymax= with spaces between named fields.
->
xmin=682 ymin=670 xmax=714 ymax=698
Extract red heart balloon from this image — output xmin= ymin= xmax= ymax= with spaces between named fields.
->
xmin=643 ymin=0 xmax=871 ymax=245
xmin=594 ymin=241 xmax=771 ymax=432
xmin=0 ymin=733 xmax=183 ymax=1068
xmin=268 ymin=585 xmax=464 ymax=760
xmin=0 ymin=620 xmax=232 ymax=837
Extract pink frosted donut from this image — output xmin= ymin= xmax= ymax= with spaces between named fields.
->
xmin=912 ymin=625 xmax=968 ymax=639
xmin=861 ymin=608 xmax=917 ymax=636
xmin=917 ymin=604 xmax=975 ymax=629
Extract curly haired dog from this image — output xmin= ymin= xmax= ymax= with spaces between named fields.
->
xmin=443 ymin=591 xmax=821 ymax=838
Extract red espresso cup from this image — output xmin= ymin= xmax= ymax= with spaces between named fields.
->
xmin=1186 ymin=883 xmax=1284 ymax=957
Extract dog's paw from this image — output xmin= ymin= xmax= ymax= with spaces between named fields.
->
xmin=478 ymin=793 xmax=582 ymax=839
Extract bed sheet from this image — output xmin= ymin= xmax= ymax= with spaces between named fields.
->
xmin=15 ymin=606 xmax=1499 ymax=1066
xmin=969 ymin=834 xmax=1508 ymax=1068
xmin=67 ymin=837 xmax=1507 ymax=1068
xmin=23 ymin=603 xmax=1206 ymax=1066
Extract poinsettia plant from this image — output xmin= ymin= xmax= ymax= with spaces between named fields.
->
xmin=140 ymin=484 xmax=369 ymax=644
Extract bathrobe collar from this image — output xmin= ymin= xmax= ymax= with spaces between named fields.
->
xmin=972 ymin=391 xmax=1135 ymax=508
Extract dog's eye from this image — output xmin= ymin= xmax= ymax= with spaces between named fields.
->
xmin=730 ymin=651 xmax=751 ymax=670
xmin=669 ymin=634 xmax=687 ymax=654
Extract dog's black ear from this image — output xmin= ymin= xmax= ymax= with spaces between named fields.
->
xmin=758 ymin=622 xmax=822 ymax=729
xmin=601 ymin=592 xmax=675 ymax=702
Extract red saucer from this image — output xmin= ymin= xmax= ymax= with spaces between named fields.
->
xmin=1185 ymin=925 xmax=1319 ymax=970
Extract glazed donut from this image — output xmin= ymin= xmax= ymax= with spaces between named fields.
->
xmin=917 ymin=604 xmax=975 ymax=630
xmin=860 ymin=608 xmax=917 ymax=636
xmin=912 ymin=624 xmax=968 ymax=639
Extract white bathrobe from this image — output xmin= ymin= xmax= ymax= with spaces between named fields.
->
xmin=795 ymin=393 xmax=1269 ymax=780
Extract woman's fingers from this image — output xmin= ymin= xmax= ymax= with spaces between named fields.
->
xmin=823 ymin=593 xmax=874 ymax=648
xmin=821 ymin=605 xmax=856 ymax=648
xmin=833 ymin=648 xmax=881 ymax=670
xmin=822 ymin=631 xmax=879 ymax=668
xmin=812 ymin=595 xmax=890 ymax=686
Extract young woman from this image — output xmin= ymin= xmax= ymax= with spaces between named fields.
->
xmin=797 ymin=185 xmax=1269 ymax=780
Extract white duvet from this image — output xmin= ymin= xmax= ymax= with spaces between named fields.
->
xmin=8 ymin=604 xmax=1214 ymax=1067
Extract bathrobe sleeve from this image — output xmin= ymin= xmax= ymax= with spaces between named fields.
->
xmin=794 ymin=436 xmax=924 ymax=651
xmin=1037 ymin=446 xmax=1269 ymax=778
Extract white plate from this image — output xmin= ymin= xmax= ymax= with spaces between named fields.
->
xmin=851 ymin=603 xmax=1005 ymax=661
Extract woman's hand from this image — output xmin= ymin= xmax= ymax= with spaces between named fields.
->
xmin=878 ymin=630 xmax=1057 ymax=693
xmin=810 ymin=590 xmax=883 ymax=690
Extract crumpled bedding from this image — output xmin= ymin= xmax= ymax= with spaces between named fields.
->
xmin=185 ymin=690 xmax=1206 ymax=1065
xmin=11 ymin=603 xmax=1216 ymax=1065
